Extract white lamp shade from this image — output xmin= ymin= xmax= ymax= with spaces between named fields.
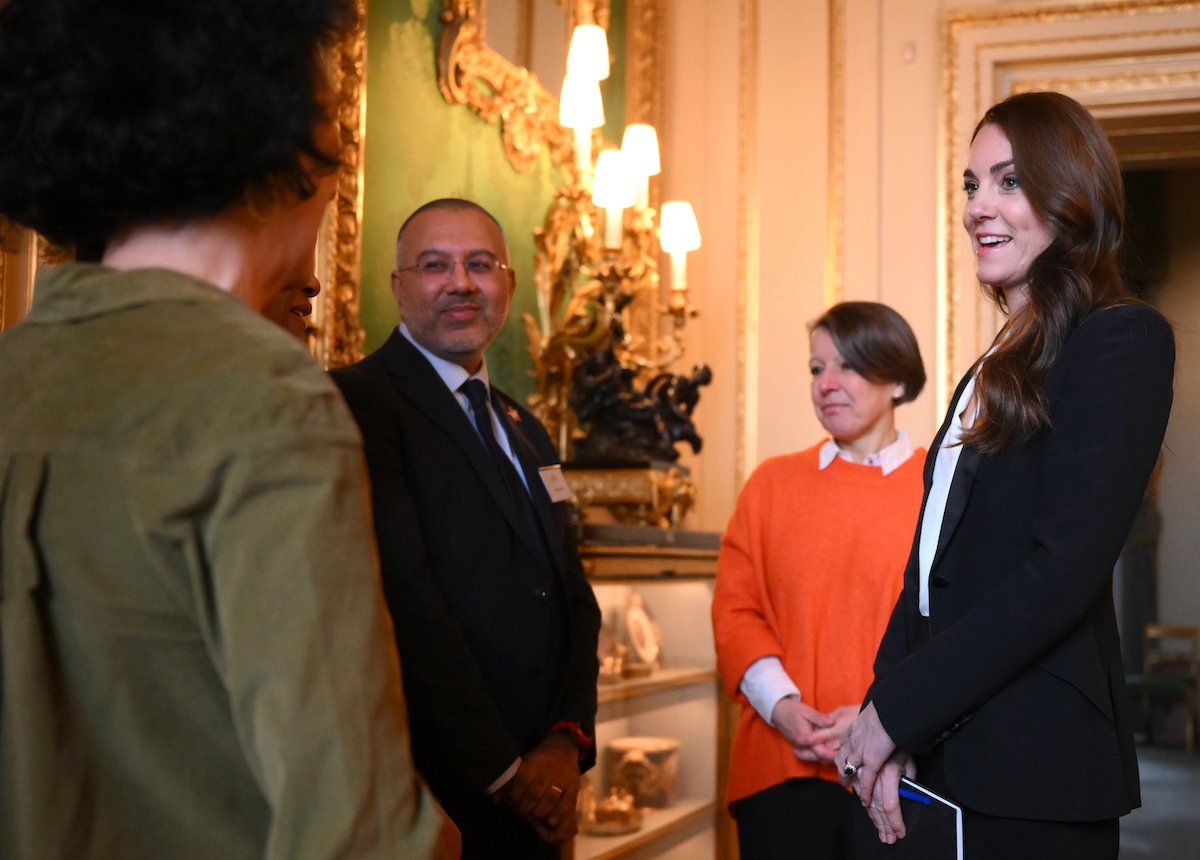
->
xmin=591 ymin=150 xmax=637 ymax=209
xmin=621 ymin=124 xmax=661 ymax=177
xmin=659 ymin=201 xmax=701 ymax=252
xmin=566 ymin=24 xmax=610 ymax=81
xmin=558 ymin=74 xmax=604 ymax=130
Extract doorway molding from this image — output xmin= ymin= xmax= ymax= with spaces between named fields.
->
xmin=939 ymin=0 xmax=1200 ymax=404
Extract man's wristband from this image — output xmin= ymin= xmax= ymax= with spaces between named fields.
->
xmin=550 ymin=721 xmax=593 ymax=751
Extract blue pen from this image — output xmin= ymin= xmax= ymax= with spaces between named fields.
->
xmin=898 ymin=786 xmax=932 ymax=806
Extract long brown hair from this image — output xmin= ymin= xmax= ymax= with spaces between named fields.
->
xmin=962 ymin=91 xmax=1131 ymax=455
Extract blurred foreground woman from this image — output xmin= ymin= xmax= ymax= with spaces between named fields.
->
xmin=0 ymin=2 xmax=443 ymax=857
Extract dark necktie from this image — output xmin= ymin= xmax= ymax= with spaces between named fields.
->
xmin=460 ymin=378 xmax=533 ymax=510
xmin=462 ymin=382 xmax=562 ymax=655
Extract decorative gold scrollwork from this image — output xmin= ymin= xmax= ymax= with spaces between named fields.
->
xmin=523 ymin=183 xmax=683 ymax=463
xmin=524 ymin=182 xmax=607 ymax=456
xmin=438 ymin=0 xmax=575 ymax=173
xmin=313 ymin=0 xmax=368 ymax=369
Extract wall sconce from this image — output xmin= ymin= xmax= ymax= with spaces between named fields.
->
xmin=658 ymin=200 xmax=701 ymax=316
xmin=621 ymin=124 xmax=661 ymax=210
xmin=559 ymin=74 xmax=605 ymax=175
xmin=592 ymin=149 xmax=636 ymax=250
xmin=559 ymin=24 xmax=610 ymax=177
xmin=526 ymin=23 xmax=711 ymax=529
xmin=566 ymin=23 xmax=611 ymax=80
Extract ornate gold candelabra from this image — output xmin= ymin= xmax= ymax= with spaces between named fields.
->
xmin=523 ymin=161 xmax=707 ymax=528
xmin=524 ymin=179 xmax=697 ymax=452
xmin=517 ymin=18 xmax=707 ymax=528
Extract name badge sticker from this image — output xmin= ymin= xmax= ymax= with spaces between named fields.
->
xmin=539 ymin=465 xmax=574 ymax=503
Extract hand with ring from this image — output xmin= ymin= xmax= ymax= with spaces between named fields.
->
xmin=497 ymin=735 xmax=581 ymax=844
xmin=837 ymin=701 xmax=896 ymax=798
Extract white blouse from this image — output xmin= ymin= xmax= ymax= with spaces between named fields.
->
xmin=917 ymin=374 xmax=978 ymax=617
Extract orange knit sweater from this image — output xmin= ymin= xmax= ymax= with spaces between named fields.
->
xmin=712 ymin=442 xmax=924 ymax=806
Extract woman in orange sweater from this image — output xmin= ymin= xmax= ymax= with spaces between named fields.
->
xmin=712 ymin=302 xmax=926 ymax=859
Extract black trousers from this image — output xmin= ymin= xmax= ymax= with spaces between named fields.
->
xmin=731 ymin=777 xmax=855 ymax=859
xmin=444 ymin=791 xmax=558 ymax=860
xmin=910 ymin=743 xmax=1120 ymax=860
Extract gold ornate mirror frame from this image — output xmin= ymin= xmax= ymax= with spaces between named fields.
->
xmin=0 ymin=222 xmax=70 ymax=333
xmin=438 ymin=0 xmax=577 ymax=172
xmin=438 ymin=0 xmax=664 ymax=172
xmin=313 ymin=0 xmax=369 ymax=368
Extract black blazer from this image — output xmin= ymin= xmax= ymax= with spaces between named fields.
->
xmin=867 ymin=303 xmax=1174 ymax=821
xmin=332 ymin=331 xmax=601 ymax=809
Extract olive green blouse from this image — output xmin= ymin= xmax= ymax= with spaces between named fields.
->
xmin=0 ymin=265 xmax=440 ymax=859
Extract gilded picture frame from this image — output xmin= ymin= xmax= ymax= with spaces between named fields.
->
xmin=438 ymin=0 xmax=664 ymax=172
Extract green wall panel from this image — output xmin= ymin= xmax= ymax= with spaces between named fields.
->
xmin=360 ymin=0 xmax=570 ymax=403
xmin=360 ymin=0 xmax=628 ymax=402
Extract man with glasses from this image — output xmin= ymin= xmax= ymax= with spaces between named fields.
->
xmin=332 ymin=199 xmax=601 ymax=858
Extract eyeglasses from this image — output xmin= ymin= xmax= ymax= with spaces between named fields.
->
xmin=395 ymin=253 xmax=512 ymax=279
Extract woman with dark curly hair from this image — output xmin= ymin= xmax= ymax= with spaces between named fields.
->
xmin=839 ymin=92 xmax=1175 ymax=858
xmin=0 ymin=2 xmax=443 ymax=857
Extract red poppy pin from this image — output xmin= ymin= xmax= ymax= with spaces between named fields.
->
xmin=506 ymin=406 xmax=521 ymax=423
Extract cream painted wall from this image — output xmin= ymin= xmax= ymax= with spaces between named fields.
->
xmin=661 ymin=0 xmax=1199 ymax=643
xmin=749 ymin=1 xmax=835 ymax=463
xmin=661 ymin=0 xmax=948 ymax=533
xmin=843 ymin=0 xmax=942 ymax=446
xmin=658 ymin=0 xmax=742 ymax=533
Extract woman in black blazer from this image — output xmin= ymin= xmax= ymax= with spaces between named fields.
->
xmin=839 ymin=91 xmax=1175 ymax=858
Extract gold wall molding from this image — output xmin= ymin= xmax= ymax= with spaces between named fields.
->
xmin=825 ymin=0 xmax=845 ymax=309
xmin=736 ymin=0 xmax=759 ymax=492
xmin=37 ymin=235 xmax=71 ymax=268
xmin=625 ymin=0 xmax=665 ymax=133
xmin=940 ymin=0 xmax=1200 ymax=404
xmin=0 ymin=218 xmax=71 ymax=335
xmin=727 ymin=0 xmax=757 ymax=823
xmin=315 ymin=0 xmax=368 ymax=369
xmin=0 ymin=217 xmax=12 ymax=332
xmin=946 ymin=0 xmax=1199 ymax=29
xmin=1 ymin=217 xmax=11 ymax=332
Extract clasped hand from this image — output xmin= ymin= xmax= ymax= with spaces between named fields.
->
xmin=495 ymin=734 xmax=581 ymax=844
xmin=770 ymin=697 xmax=859 ymax=764
xmin=837 ymin=701 xmax=916 ymax=845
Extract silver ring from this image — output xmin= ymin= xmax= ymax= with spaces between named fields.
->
xmin=842 ymin=761 xmax=859 ymax=778
xmin=548 ymin=785 xmax=564 ymax=796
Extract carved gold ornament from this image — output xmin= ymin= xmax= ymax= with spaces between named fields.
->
xmin=313 ymin=0 xmax=368 ymax=369
xmin=438 ymin=0 xmax=575 ymax=173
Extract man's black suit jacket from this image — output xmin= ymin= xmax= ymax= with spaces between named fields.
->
xmin=866 ymin=303 xmax=1174 ymax=822
xmin=332 ymin=331 xmax=601 ymax=813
